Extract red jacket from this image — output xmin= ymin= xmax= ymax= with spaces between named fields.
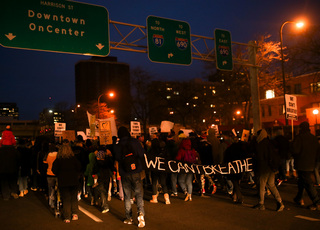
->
xmin=0 ymin=130 xmax=16 ymax=146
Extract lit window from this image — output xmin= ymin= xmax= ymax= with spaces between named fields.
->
xmin=266 ymin=90 xmax=275 ymax=99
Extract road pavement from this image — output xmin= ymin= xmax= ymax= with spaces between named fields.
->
xmin=1 ymin=179 xmax=320 ymax=230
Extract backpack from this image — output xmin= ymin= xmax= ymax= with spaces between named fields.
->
xmin=121 ymin=139 xmax=139 ymax=173
xmin=183 ymin=149 xmax=197 ymax=164
xmin=267 ymin=140 xmax=281 ymax=172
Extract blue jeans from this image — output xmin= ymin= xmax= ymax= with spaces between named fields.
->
xmin=47 ymin=177 xmax=58 ymax=208
xmin=178 ymin=173 xmax=193 ymax=194
xmin=171 ymin=173 xmax=178 ymax=193
xmin=121 ymin=173 xmax=145 ymax=219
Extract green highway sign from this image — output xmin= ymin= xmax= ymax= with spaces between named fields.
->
xmin=0 ymin=0 xmax=109 ymax=56
xmin=214 ymin=29 xmax=233 ymax=71
xmin=147 ymin=16 xmax=192 ymax=65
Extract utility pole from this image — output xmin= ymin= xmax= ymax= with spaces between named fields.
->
xmin=248 ymin=40 xmax=261 ymax=134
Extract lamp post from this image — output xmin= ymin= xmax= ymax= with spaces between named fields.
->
xmin=97 ymin=91 xmax=115 ymax=119
xmin=280 ymin=21 xmax=304 ymax=126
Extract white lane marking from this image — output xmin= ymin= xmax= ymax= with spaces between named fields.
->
xmin=79 ymin=205 xmax=103 ymax=222
xmin=295 ymin=215 xmax=320 ymax=221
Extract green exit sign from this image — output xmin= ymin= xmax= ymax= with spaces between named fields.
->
xmin=0 ymin=0 xmax=109 ymax=56
xmin=214 ymin=29 xmax=233 ymax=71
xmin=147 ymin=16 xmax=192 ymax=65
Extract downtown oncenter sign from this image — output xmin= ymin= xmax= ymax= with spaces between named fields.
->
xmin=0 ymin=0 xmax=109 ymax=56
xmin=147 ymin=16 xmax=192 ymax=65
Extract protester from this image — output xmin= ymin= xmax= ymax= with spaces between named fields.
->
xmin=176 ymin=138 xmax=199 ymax=201
xmin=148 ymin=137 xmax=171 ymax=204
xmin=0 ymin=126 xmax=20 ymax=200
xmin=52 ymin=141 xmax=81 ymax=223
xmin=0 ymin=125 xmax=16 ymax=147
xmin=224 ymin=139 xmax=249 ymax=204
xmin=84 ymin=147 xmax=97 ymax=205
xmin=291 ymin=122 xmax=320 ymax=210
xmin=43 ymin=143 xmax=58 ymax=209
xmin=252 ymin=129 xmax=285 ymax=211
xmin=114 ymin=126 xmax=146 ymax=228
xmin=273 ymin=129 xmax=290 ymax=186
xmin=164 ymin=131 xmax=179 ymax=196
xmin=92 ymin=146 xmax=114 ymax=213
xmin=17 ymin=138 xmax=32 ymax=197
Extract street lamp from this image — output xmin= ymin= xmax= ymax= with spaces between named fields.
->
xmin=313 ymin=109 xmax=319 ymax=125
xmin=97 ymin=91 xmax=115 ymax=119
xmin=280 ymin=21 xmax=304 ymax=126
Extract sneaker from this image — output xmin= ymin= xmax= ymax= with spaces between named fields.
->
xmin=253 ymin=204 xmax=265 ymax=210
xmin=102 ymin=208 xmax=109 ymax=213
xmin=170 ymin=192 xmax=178 ymax=197
xmin=211 ymin=185 xmax=217 ymax=195
xmin=276 ymin=179 xmax=283 ymax=187
xmin=308 ymin=204 xmax=320 ymax=211
xmin=293 ymin=197 xmax=305 ymax=206
xmin=64 ymin=219 xmax=71 ymax=223
xmin=276 ymin=202 xmax=285 ymax=212
xmin=11 ymin=193 xmax=19 ymax=199
xmin=72 ymin=214 xmax=78 ymax=220
xmin=123 ymin=218 xmax=133 ymax=225
xmin=19 ymin=191 xmax=24 ymax=197
xmin=138 ymin=214 xmax=145 ymax=228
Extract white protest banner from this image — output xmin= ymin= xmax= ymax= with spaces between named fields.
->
xmin=160 ymin=120 xmax=174 ymax=133
xmin=143 ymin=154 xmax=253 ymax=175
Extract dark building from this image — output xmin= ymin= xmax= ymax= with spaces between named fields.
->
xmin=75 ymin=56 xmax=131 ymax=124
xmin=0 ymin=102 xmax=19 ymax=120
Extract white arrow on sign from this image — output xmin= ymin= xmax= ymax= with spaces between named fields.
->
xmin=96 ymin=43 xmax=104 ymax=50
xmin=5 ymin=33 xmax=16 ymax=40
xmin=168 ymin=53 xmax=173 ymax=58
xmin=222 ymin=61 xmax=227 ymax=65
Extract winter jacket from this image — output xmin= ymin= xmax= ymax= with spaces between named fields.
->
xmin=52 ymin=156 xmax=81 ymax=187
xmin=176 ymin=138 xmax=198 ymax=164
xmin=292 ymin=130 xmax=320 ymax=171
xmin=0 ymin=130 xmax=16 ymax=146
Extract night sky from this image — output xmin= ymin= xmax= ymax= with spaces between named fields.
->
xmin=1 ymin=0 xmax=319 ymax=120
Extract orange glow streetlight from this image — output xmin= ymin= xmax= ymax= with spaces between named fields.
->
xmin=313 ymin=109 xmax=319 ymax=125
xmin=98 ymin=91 xmax=115 ymax=119
xmin=280 ymin=21 xmax=305 ymax=125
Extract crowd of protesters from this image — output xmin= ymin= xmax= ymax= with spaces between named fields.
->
xmin=0 ymin=122 xmax=320 ymax=228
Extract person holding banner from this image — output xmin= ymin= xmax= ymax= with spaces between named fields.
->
xmin=148 ymin=137 xmax=171 ymax=204
xmin=176 ymin=138 xmax=199 ymax=201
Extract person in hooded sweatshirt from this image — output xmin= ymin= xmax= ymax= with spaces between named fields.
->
xmin=291 ymin=121 xmax=320 ymax=210
xmin=252 ymin=129 xmax=284 ymax=212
